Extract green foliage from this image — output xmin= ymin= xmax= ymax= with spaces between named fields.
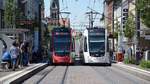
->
xmin=124 ymin=58 xmax=130 ymax=64
xmin=15 ymin=8 xmax=26 ymax=28
xmin=4 ymin=0 xmax=16 ymax=27
xmin=114 ymin=19 xmax=121 ymax=39
xmin=100 ymin=13 xmax=104 ymax=21
xmin=136 ymin=0 xmax=150 ymax=28
xmin=124 ymin=16 xmax=135 ymax=39
xmin=113 ymin=31 xmax=118 ymax=39
xmin=140 ymin=60 xmax=150 ymax=68
xmin=124 ymin=57 xmax=136 ymax=64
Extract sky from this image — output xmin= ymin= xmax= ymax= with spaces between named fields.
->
xmin=44 ymin=0 xmax=104 ymax=29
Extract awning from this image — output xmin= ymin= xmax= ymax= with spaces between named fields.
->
xmin=0 ymin=28 xmax=30 ymax=34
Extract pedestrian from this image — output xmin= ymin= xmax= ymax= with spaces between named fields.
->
xmin=22 ymin=40 xmax=29 ymax=66
xmin=127 ymin=47 xmax=132 ymax=60
xmin=10 ymin=41 xmax=18 ymax=71
xmin=140 ymin=48 xmax=144 ymax=60
xmin=20 ymin=41 xmax=25 ymax=67
xmin=16 ymin=42 xmax=21 ymax=68
xmin=2 ymin=49 xmax=12 ymax=69
xmin=109 ymin=49 xmax=113 ymax=60
xmin=136 ymin=48 xmax=140 ymax=65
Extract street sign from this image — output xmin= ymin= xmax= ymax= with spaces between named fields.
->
xmin=121 ymin=0 xmax=129 ymax=30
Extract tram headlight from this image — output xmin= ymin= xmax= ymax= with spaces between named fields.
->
xmin=95 ymin=54 xmax=99 ymax=57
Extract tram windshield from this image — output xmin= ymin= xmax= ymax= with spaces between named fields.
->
xmin=54 ymin=34 xmax=71 ymax=56
xmin=88 ymin=32 xmax=105 ymax=54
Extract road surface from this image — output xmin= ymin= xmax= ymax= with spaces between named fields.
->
xmin=23 ymin=65 xmax=150 ymax=84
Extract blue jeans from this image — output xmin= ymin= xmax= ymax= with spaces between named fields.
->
xmin=12 ymin=58 xmax=17 ymax=65
xmin=12 ymin=58 xmax=17 ymax=70
xmin=23 ymin=52 xmax=29 ymax=66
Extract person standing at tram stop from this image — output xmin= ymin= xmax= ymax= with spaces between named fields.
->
xmin=136 ymin=48 xmax=141 ymax=65
xmin=109 ymin=49 xmax=113 ymax=60
xmin=15 ymin=42 xmax=21 ymax=68
xmin=10 ymin=41 xmax=19 ymax=71
xmin=2 ymin=46 xmax=12 ymax=69
xmin=21 ymin=40 xmax=29 ymax=66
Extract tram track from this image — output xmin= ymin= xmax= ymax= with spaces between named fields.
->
xmin=61 ymin=66 xmax=69 ymax=84
xmin=24 ymin=65 xmax=69 ymax=84
xmin=92 ymin=66 xmax=114 ymax=84
xmin=36 ymin=66 xmax=57 ymax=84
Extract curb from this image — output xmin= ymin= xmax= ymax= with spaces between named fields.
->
xmin=0 ymin=63 xmax=47 ymax=84
xmin=113 ymin=63 xmax=150 ymax=81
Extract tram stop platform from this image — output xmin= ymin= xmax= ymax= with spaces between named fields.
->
xmin=0 ymin=63 xmax=47 ymax=84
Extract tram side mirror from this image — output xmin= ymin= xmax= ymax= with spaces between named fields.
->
xmin=84 ymin=37 xmax=87 ymax=52
xmin=72 ymin=38 xmax=75 ymax=52
xmin=72 ymin=48 xmax=75 ymax=52
xmin=107 ymin=37 xmax=109 ymax=52
xmin=72 ymin=46 xmax=75 ymax=52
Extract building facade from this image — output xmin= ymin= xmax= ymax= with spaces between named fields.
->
xmin=0 ymin=0 xmax=4 ymax=29
xmin=113 ymin=0 xmax=150 ymax=52
xmin=50 ymin=0 xmax=60 ymax=26
xmin=104 ymin=0 xmax=114 ymax=33
xmin=17 ymin=0 xmax=40 ymax=25
xmin=104 ymin=0 xmax=114 ymax=51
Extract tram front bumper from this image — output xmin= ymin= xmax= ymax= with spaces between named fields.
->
xmin=85 ymin=56 xmax=110 ymax=64
xmin=53 ymin=56 xmax=72 ymax=64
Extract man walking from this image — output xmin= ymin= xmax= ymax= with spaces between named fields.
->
xmin=10 ymin=41 xmax=18 ymax=71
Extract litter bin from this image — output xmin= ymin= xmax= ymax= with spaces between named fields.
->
xmin=116 ymin=52 xmax=124 ymax=62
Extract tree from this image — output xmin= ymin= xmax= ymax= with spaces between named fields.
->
xmin=113 ymin=19 xmax=121 ymax=40
xmin=15 ymin=8 xmax=24 ymax=28
xmin=124 ymin=15 xmax=136 ymax=62
xmin=4 ymin=0 xmax=16 ymax=28
xmin=124 ymin=15 xmax=135 ymax=42
xmin=136 ymin=0 xmax=150 ymax=28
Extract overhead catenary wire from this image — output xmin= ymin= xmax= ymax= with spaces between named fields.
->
xmin=93 ymin=0 xmax=96 ymax=9
xmin=65 ymin=0 xmax=68 ymax=11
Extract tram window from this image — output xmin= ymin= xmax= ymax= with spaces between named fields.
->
xmin=84 ymin=37 xmax=87 ymax=52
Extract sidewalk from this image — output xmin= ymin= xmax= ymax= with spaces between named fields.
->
xmin=125 ymin=63 xmax=150 ymax=71
xmin=113 ymin=62 xmax=150 ymax=81
xmin=0 ymin=64 xmax=34 ymax=78
xmin=0 ymin=63 xmax=47 ymax=84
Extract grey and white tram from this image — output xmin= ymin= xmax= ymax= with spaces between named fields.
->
xmin=82 ymin=27 xmax=111 ymax=65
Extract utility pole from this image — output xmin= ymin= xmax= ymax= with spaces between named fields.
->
xmin=39 ymin=0 xmax=42 ymax=51
xmin=59 ymin=12 xmax=70 ymax=27
xmin=112 ymin=1 xmax=115 ymax=52
xmin=135 ymin=0 xmax=140 ymax=49
xmin=86 ymin=10 xmax=99 ymax=28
